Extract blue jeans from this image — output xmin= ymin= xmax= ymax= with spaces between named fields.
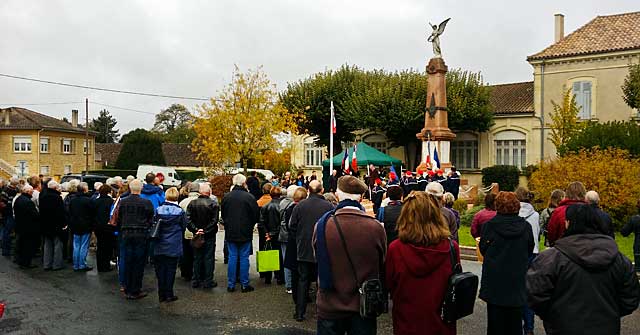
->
xmin=123 ymin=236 xmax=147 ymax=296
xmin=193 ymin=237 xmax=216 ymax=287
xmin=227 ymin=241 xmax=251 ymax=288
xmin=2 ymin=216 xmax=15 ymax=256
xmin=72 ymin=233 xmax=91 ymax=270
xmin=523 ymin=254 xmax=538 ymax=333
xmin=281 ymin=243 xmax=292 ymax=289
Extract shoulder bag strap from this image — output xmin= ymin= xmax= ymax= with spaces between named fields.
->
xmin=333 ymin=214 xmax=360 ymax=290
xmin=448 ymin=238 xmax=461 ymax=274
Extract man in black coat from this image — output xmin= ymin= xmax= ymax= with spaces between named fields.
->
xmin=221 ymin=174 xmax=260 ymax=293
xmin=39 ymin=180 xmax=66 ymax=270
xmin=327 ymin=170 xmax=338 ymax=193
xmin=258 ymin=186 xmax=284 ymax=284
xmin=13 ymin=184 xmax=40 ymax=269
xmin=69 ymin=182 xmax=95 ymax=272
xmin=186 ymin=183 xmax=220 ymax=289
xmin=289 ymin=180 xmax=334 ymax=321
xmin=246 ymin=171 xmax=262 ymax=200
xmin=527 ymin=204 xmax=640 ymax=335
xmin=585 ymin=190 xmax=615 ymax=238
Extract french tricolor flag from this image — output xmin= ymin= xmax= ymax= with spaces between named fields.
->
xmin=351 ymin=144 xmax=358 ymax=172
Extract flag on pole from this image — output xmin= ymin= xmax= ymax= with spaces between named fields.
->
xmin=351 ymin=144 xmax=358 ymax=172
xmin=342 ymin=148 xmax=350 ymax=174
xmin=331 ymin=104 xmax=337 ymax=134
xmin=433 ymin=145 xmax=440 ymax=170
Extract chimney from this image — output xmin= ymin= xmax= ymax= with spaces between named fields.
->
xmin=554 ymin=13 xmax=565 ymax=43
xmin=3 ymin=110 xmax=9 ymax=126
xmin=71 ymin=109 xmax=78 ymax=128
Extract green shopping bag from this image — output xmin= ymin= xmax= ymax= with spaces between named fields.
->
xmin=256 ymin=242 xmax=281 ymax=272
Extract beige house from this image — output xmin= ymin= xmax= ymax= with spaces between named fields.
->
xmin=0 ymin=107 xmax=96 ymax=180
xmin=292 ymin=11 xmax=640 ymax=187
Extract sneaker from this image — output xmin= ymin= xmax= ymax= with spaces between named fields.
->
xmin=241 ymin=285 xmax=255 ymax=293
xmin=227 ymin=287 xmax=236 ymax=293
xmin=286 ymin=289 xmax=293 ymax=294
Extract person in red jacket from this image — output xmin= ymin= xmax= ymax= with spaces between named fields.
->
xmin=546 ymin=181 xmax=586 ymax=246
xmin=386 ymin=191 xmax=459 ymax=335
xmin=470 ymin=193 xmax=497 ymax=238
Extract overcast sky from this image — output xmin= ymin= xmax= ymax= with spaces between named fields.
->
xmin=0 ymin=0 xmax=638 ymax=133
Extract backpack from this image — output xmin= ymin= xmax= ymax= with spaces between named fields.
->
xmin=441 ymin=239 xmax=479 ymax=323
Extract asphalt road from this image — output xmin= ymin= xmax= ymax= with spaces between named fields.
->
xmin=1 ymin=233 xmax=639 ymax=334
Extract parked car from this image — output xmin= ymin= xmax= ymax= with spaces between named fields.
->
xmin=136 ymin=165 xmax=183 ymax=187
xmin=60 ymin=174 xmax=109 ymax=191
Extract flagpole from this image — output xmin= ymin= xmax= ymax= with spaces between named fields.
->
xmin=329 ymin=101 xmax=334 ymax=177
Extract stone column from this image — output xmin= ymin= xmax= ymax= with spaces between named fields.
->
xmin=417 ymin=57 xmax=456 ymax=170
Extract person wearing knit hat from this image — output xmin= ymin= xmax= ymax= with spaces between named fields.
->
xmin=314 ymin=175 xmax=386 ymax=331
xmin=426 ymin=182 xmax=458 ymax=242
xmin=479 ymin=191 xmax=534 ymax=335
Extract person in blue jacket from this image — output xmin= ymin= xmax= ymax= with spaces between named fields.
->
xmin=140 ymin=173 xmax=165 ymax=210
xmin=152 ymin=187 xmax=186 ymax=303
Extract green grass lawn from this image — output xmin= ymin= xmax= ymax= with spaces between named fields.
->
xmin=457 ymin=225 xmax=636 ymax=261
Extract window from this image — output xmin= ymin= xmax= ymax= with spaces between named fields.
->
xmin=62 ymin=139 xmax=72 ymax=154
xmin=15 ymin=161 xmax=29 ymax=177
xmin=363 ymin=134 xmax=388 ymax=154
xmin=572 ymin=81 xmax=592 ymax=119
xmin=83 ymin=139 xmax=90 ymax=154
xmin=64 ymin=164 xmax=72 ymax=174
xmin=13 ymin=136 xmax=32 ymax=153
xmin=494 ymin=130 xmax=526 ymax=169
xmin=305 ymin=143 xmax=324 ymax=167
xmin=40 ymin=137 xmax=49 ymax=153
xmin=40 ymin=165 xmax=50 ymax=175
xmin=451 ymin=133 xmax=478 ymax=169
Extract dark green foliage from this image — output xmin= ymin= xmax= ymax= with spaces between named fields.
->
xmin=176 ymin=169 xmax=204 ymax=181
xmin=115 ymin=129 xmax=165 ymax=169
xmin=89 ymin=109 xmax=120 ymax=143
xmin=622 ymin=63 xmax=640 ymax=111
xmin=481 ymin=165 xmax=520 ymax=191
xmin=88 ymin=169 xmax=136 ymax=177
xmin=153 ymin=104 xmax=196 ymax=143
xmin=522 ymin=164 xmax=539 ymax=178
xmin=561 ymin=121 xmax=640 ymax=158
xmin=461 ymin=205 xmax=484 ymax=226
xmin=280 ymin=66 xmax=494 ymax=152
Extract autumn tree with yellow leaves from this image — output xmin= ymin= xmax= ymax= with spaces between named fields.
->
xmin=193 ymin=67 xmax=298 ymax=170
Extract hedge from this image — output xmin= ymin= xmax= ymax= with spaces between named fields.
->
xmin=481 ymin=165 xmax=520 ymax=191
xmin=88 ymin=170 xmax=136 ymax=177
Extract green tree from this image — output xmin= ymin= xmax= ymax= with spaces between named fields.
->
xmin=89 ymin=109 xmax=120 ymax=143
xmin=115 ymin=128 xmax=165 ymax=169
xmin=548 ymin=89 xmax=584 ymax=152
xmin=622 ymin=63 xmax=640 ymax=112
xmin=152 ymin=104 xmax=196 ymax=143
xmin=193 ymin=66 xmax=296 ymax=170
xmin=562 ymin=121 xmax=640 ymax=158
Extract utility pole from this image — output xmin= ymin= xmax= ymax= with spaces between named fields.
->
xmin=85 ymin=98 xmax=89 ymax=174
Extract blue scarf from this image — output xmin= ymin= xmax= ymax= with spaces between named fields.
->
xmin=316 ymin=199 xmax=365 ymax=291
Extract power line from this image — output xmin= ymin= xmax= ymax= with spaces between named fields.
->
xmin=0 ymin=101 xmax=81 ymax=106
xmin=90 ymin=101 xmax=157 ymax=116
xmin=0 ymin=73 xmax=211 ymax=101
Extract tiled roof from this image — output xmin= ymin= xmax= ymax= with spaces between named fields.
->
xmin=528 ymin=11 xmax=640 ymax=61
xmin=488 ymin=81 xmax=534 ymax=114
xmin=94 ymin=142 xmax=201 ymax=168
xmin=95 ymin=143 xmax=122 ymax=167
xmin=0 ymin=107 xmax=93 ymax=134
xmin=162 ymin=143 xmax=201 ymax=167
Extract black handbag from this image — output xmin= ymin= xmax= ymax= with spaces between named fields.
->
xmin=333 ymin=214 xmax=388 ymax=319
xmin=441 ymin=238 xmax=479 ymax=323
xmin=149 ymin=219 xmax=162 ymax=239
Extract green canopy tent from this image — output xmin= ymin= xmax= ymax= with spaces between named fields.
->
xmin=321 ymin=142 xmax=402 ymax=186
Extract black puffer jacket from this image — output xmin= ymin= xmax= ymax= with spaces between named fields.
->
xmin=38 ymin=188 xmax=66 ymax=237
xmin=186 ymin=195 xmax=219 ymax=239
xmin=527 ymin=234 xmax=640 ymax=335
xmin=259 ymin=197 xmax=282 ymax=239
xmin=221 ymin=186 xmax=259 ymax=243
xmin=94 ymin=195 xmax=115 ymax=234
xmin=479 ymin=213 xmax=534 ymax=307
xmin=69 ymin=192 xmax=96 ymax=235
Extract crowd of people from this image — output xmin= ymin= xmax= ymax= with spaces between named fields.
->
xmin=1 ymin=171 xmax=640 ymax=334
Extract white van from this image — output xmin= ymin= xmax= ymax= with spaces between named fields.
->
xmin=136 ymin=165 xmax=182 ymax=187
